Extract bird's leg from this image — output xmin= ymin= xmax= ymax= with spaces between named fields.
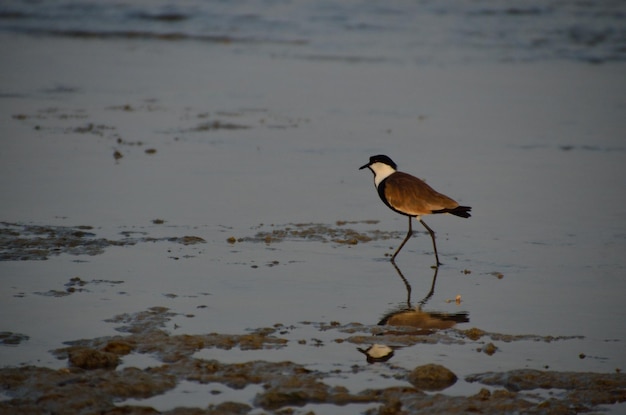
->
xmin=419 ymin=219 xmax=441 ymax=267
xmin=418 ymin=266 xmax=439 ymax=307
xmin=391 ymin=260 xmax=412 ymax=308
xmin=391 ymin=216 xmax=413 ymax=262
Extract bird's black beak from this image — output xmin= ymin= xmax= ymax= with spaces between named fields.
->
xmin=359 ymin=162 xmax=370 ymax=170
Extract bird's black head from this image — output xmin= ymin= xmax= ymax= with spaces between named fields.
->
xmin=359 ymin=154 xmax=398 ymax=170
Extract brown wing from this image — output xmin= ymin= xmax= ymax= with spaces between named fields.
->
xmin=383 ymin=172 xmax=459 ymax=216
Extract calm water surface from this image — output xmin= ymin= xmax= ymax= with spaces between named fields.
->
xmin=1 ymin=0 xmax=626 ymax=412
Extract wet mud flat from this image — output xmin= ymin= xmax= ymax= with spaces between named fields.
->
xmin=1 ymin=306 xmax=625 ymax=415
xmin=2 ymin=223 xmax=625 ymax=414
xmin=0 ymin=220 xmax=396 ymax=263
xmin=0 ymin=222 xmax=207 ymax=262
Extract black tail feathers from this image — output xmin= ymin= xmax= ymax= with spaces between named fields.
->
xmin=450 ymin=205 xmax=472 ymax=218
xmin=433 ymin=205 xmax=472 ymax=218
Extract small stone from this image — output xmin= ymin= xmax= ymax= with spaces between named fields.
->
xmin=475 ymin=388 xmax=491 ymax=400
xmin=464 ymin=327 xmax=486 ymax=341
xmin=408 ymin=364 xmax=457 ymax=391
xmin=483 ymin=342 xmax=498 ymax=356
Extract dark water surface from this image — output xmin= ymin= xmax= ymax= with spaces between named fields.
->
xmin=1 ymin=1 xmax=626 ymax=413
xmin=2 ymin=0 xmax=626 ymax=64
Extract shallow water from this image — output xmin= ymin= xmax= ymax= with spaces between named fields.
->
xmin=1 ymin=1 xmax=626 ymax=413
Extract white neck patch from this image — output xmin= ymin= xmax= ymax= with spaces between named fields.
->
xmin=370 ymin=162 xmax=396 ymax=187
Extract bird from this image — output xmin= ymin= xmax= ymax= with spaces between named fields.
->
xmin=359 ymin=154 xmax=471 ymax=266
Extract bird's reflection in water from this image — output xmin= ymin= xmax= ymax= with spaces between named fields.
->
xmin=378 ymin=262 xmax=469 ymax=332
xmin=357 ymin=343 xmax=395 ymax=363
xmin=357 ymin=263 xmax=469 ymax=363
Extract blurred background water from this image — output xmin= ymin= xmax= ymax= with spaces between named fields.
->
xmin=2 ymin=0 xmax=625 ymax=64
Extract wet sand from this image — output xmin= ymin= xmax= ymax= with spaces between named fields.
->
xmin=1 ymin=31 xmax=626 ymax=414
xmin=3 ymin=306 xmax=626 ymax=414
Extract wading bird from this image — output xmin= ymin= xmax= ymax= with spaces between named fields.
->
xmin=360 ymin=155 xmax=471 ymax=266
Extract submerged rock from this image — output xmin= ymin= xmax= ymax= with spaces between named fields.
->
xmin=408 ymin=363 xmax=458 ymax=391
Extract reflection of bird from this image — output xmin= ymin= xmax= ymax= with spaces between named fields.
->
xmin=378 ymin=308 xmax=469 ymax=330
xmin=379 ymin=255 xmax=469 ymax=331
xmin=357 ymin=344 xmax=395 ymax=363
xmin=360 ymin=155 xmax=471 ymax=266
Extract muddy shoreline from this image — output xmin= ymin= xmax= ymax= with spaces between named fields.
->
xmin=2 ymin=306 xmax=624 ymax=414
xmin=2 ymin=222 xmax=626 ymax=413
